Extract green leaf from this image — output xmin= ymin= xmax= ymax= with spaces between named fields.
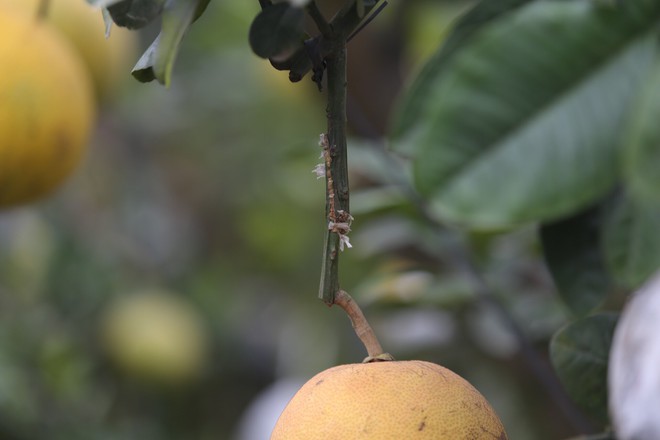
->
xmin=540 ymin=202 xmax=611 ymax=316
xmin=193 ymin=0 xmax=211 ymax=21
xmin=550 ymin=313 xmax=618 ymax=425
xmin=102 ymin=8 xmax=113 ymax=38
xmin=249 ymin=3 xmax=305 ymax=60
xmin=88 ymin=0 xmax=126 ymax=7
xmin=565 ymin=433 xmax=615 ymax=440
xmin=131 ymin=35 xmax=160 ymax=83
xmin=603 ymin=193 xmax=660 ymax=288
xmin=624 ymin=61 xmax=660 ymax=204
xmin=393 ymin=0 xmax=660 ymax=229
xmin=131 ymin=0 xmax=201 ymax=86
xmin=391 ymin=0 xmax=534 ymax=149
xmin=357 ymin=0 xmax=365 ymax=18
xmin=107 ymin=0 xmax=166 ymax=29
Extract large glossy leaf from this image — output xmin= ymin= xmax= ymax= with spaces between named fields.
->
xmin=624 ymin=61 xmax=660 ymax=204
xmin=603 ymin=193 xmax=660 ymax=288
xmin=540 ymin=202 xmax=611 ymax=316
xmin=393 ymin=0 xmax=660 ymax=229
xmin=550 ymin=313 xmax=618 ymax=425
xmin=392 ymin=0 xmax=534 ymax=150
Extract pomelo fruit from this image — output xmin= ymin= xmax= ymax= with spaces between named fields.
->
xmin=271 ymin=360 xmax=508 ymax=439
xmin=0 ymin=7 xmax=95 ymax=208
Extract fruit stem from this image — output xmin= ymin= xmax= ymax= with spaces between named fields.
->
xmin=333 ymin=290 xmax=394 ymax=362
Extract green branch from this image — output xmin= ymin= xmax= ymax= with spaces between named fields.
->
xmin=315 ymin=1 xmax=386 ymax=304
xmin=289 ymin=0 xmax=383 ymax=84
xmin=318 ymin=41 xmax=349 ymax=305
xmin=306 ymin=1 xmax=332 ymax=37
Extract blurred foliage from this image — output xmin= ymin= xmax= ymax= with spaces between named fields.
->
xmin=0 ymin=0 xmax=626 ymax=439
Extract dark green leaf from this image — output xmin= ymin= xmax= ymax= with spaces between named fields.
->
xmin=624 ymin=61 xmax=660 ymax=204
xmin=540 ymin=202 xmax=611 ymax=316
xmin=107 ymin=0 xmax=166 ymax=29
xmin=550 ymin=313 xmax=618 ymax=425
xmin=603 ymin=193 xmax=660 ymax=288
xmin=391 ymin=0 xmax=534 ymax=148
xmin=249 ymin=3 xmax=305 ymax=60
xmin=393 ymin=0 xmax=660 ymax=229
xmin=565 ymin=433 xmax=616 ymax=440
xmin=193 ymin=0 xmax=211 ymax=22
xmin=131 ymin=0 xmax=201 ymax=86
xmin=357 ymin=0 xmax=365 ymax=18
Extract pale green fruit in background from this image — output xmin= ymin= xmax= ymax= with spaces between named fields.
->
xmin=100 ymin=289 xmax=209 ymax=385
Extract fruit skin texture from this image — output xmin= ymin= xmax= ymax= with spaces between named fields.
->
xmin=0 ymin=8 xmax=95 ymax=208
xmin=100 ymin=289 xmax=209 ymax=385
xmin=0 ymin=0 xmax=138 ymax=100
xmin=271 ymin=360 xmax=508 ymax=439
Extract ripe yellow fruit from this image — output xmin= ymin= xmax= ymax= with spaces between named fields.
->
xmin=0 ymin=0 xmax=139 ymax=100
xmin=100 ymin=289 xmax=209 ymax=385
xmin=271 ymin=360 xmax=508 ymax=439
xmin=0 ymin=8 xmax=95 ymax=208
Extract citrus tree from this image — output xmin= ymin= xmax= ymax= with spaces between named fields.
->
xmin=1 ymin=0 xmax=659 ymax=438
xmin=91 ymin=0 xmax=660 ymax=438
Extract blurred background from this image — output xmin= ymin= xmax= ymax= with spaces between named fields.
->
xmin=0 ymin=0 xmax=595 ymax=438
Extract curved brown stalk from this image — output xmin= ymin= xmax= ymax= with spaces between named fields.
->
xmin=333 ymin=290 xmax=394 ymax=363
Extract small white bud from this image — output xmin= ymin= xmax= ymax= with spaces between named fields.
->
xmin=312 ymin=164 xmax=325 ymax=179
xmin=339 ymin=234 xmax=352 ymax=251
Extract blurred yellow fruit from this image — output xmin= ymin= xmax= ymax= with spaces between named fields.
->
xmin=0 ymin=8 xmax=95 ymax=208
xmin=100 ymin=289 xmax=209 ymax=385
xmin=271 ymin=360 xmax=508 ymax=439
xmin=0 ymin=0 xmax=139 ymax=100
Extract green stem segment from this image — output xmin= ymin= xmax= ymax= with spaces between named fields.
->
xmin=319 ymin=42 xmax=349 ymax=305
xmin=305 ymin=1 xmax=332 ymax=37
xmin=315 ymin=1 xmax=384 ymax=304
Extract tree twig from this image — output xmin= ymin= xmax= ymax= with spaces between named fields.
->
xmin=347 ymin=1 xmax=389 ymax=42
xmin=306 ymin=1 xmax=332 ymax=37
xmin=318 ymin=40 xmax=349 ymax=305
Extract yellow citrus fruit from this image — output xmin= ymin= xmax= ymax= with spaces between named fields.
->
xmin=0 ymin=8 xmax=95 ymax=208
xmin=100 ymin=289 xmax=209 ymax=385
xmin=271 ymin=360 xmax=508 ymax=439
xmin=0 ymin=0 xmax=139 ymax=100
